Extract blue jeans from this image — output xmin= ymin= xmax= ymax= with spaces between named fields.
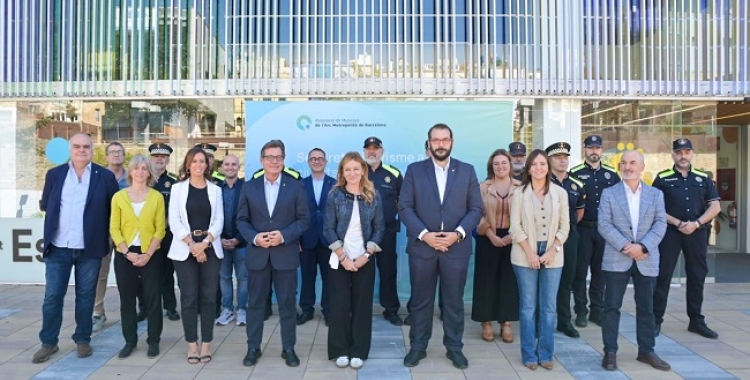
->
xmin=513 ymin=242 xmax=563 ymax=365
xmin=220 ymin=247 xmax=248 ymax=311
xmin=39 ymin=246 xmax=102 ymax=346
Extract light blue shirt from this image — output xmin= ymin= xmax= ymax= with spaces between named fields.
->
xmin=51 ymin=162 xmax=91 ymax=249
xmin=312 ymin=175 xmax=325 ymax=205
xmin=264 ymin=176 xmax=281 ymax=217
xmin=112 ymin=168 xmax=128 ymax=190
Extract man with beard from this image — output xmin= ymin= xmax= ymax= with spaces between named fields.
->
xmin=364 ymin=136 xmax=404 ymax=326
xmin=509 ymin=142 xmax=526 ymax=181
xmin=546 ymin=142 xmax=585 ymax=338
xmin=570 ymin=135 xmax=620 ymax=328
xmin=651 ymin=139 xmax=721 ymax=339
xmin=149 ymin=143 xmax=180 ymax=321
xmin=400 ymin=124 xmax=482 ymax=369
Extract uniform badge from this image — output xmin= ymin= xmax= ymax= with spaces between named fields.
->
xmin=678 ymin=139 xmax=687 ymax=145
xmin=604 ymin=172 xmax=611 ymax=179
xmin=695 ymin=177 xmax=702 ymax=183
xmin=385 ymin=176 xmax=391 ymax=184
xmin=571 ymin=184 xmax=577 ymax=191
xmin=165 ymin=182 xmax=171 ymax=188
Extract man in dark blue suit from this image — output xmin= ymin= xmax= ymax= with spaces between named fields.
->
xmin=238 ymin=140 xmax=310 ymax=367
xmin=399 ymin=124 xmax=483 ymax=369
xmin=33 ymin=133 xmax=119 ymax=364
xmin=297 ymin=148 xmax=336 ymax=326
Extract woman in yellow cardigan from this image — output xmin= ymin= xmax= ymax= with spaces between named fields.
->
xmin=110 ymin=154 xmax=166 ymax=360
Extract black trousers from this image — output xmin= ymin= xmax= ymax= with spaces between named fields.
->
xmin=327 ymin=257 xmax=376 ymax=360
xmin=573 ymin=224 xmax=605 ymax=317
xmin=471 ymin=230 xmax=519 ymax=323
xmin=602 ymin=262 xmax=656 ymax=354
xmin=408 ymin=252 xmax=469 ymax=352
xmin=377 ymin=226 xmax=401 ymax=317
xmin=173 ymin=248 xmax=221 ymax=343
xmin=299 ymin=242 xmax=331 ymax=316
xmin=159 ymin=231 xmax=177 ymax=311
xmin=556 ymin=224 xmax=579 ymax=326
xmin=114 ymin=246 xmax=164 ymax=345
xmin=246 ymin=262 xmax=297 ymax=351
xmin=653 ymin=227 xmax=709 ymax=325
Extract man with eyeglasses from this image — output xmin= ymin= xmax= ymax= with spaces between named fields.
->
xmin=297 ymin=148 xmax=336 ymax=326
xmin=399 ymin=124 xmax=482 ymax=369
xmin=92 ymin=142 xmax=130 ymax=333
xmin=252 ymin=140 xmax=302 ymax=181
xmin=363 ymin=136 xmax=405 ymax=326
xmin=33 ymin=133 xmax=119 ymax=363
xmin=238 ymin=140 xmax=310 ymax=368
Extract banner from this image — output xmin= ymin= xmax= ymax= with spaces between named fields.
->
xmin=246 ymin=100 xmax=514 ymax=301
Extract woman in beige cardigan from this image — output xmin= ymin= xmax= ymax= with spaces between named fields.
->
xmin=509 ymin=149 xmax=569 ymax=371
xmin=472 ymin=149 xmax=520 ymax=343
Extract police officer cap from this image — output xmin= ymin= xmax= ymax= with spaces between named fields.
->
xmin=509 ymin=142 xmax=526 ymax=156
xmin=545 ymin=142 xmax=571 ymax=157
xmin=672 ymin=138 xmax=693 ymax=151
xmin=364 ymin=136 xmax=383 ymax=149
xmin=148 ymin=143 xmax=173 ymax=156
xmin=195 ymin=143 xmax=217 ymax=155
xmin=583 ymin=135 xmax=603 ymax=148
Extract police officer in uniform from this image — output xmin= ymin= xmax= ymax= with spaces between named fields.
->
xmin=570 ymin=135 xmax=620 ymax=327
xmin=509 ymin=142 xmax=527 ymax=181
xmin=652 ymin=138 xmax=721 ymax=339
xmin=364 ymin=136 xmax=404 ymax=326
xmin=546 ymin=142 xmax=585 ymax=338
xmin=149 ymin=143 xmax=181 ymax=321
xmin=195 ymin=143 xmax=226 ymax=183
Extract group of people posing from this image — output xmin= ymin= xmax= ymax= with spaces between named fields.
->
xmin=32 ymin=125 xmax=720 ymax=373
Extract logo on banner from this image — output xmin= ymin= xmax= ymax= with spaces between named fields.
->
xmin=297 ymin=115 xmax=313 ymax=131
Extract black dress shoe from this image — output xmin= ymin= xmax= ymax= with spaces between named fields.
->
xmin=385 ymin=313 xmax=404 ymax=326
xmin=403 ymin=350 xmax=426 ymax=367
xmin=655 ymin=323 xmax=661 ymax=337
xmin=118 ymin=344 xmax=136 ymax=359
xmin=136 ymin=311 xmax=147 ymax=322
xmin=602 ymin=352 xmax=617 ymax=370
xmin=556 ymin=324 xmax=580 ymax=338
xmin=243 ymin=349 xmax=262 ymax=366
xmin=637 ymin=351 xmax=671 ymax=371
xmin=282 ymin=349 xmax=300 ymax=367
xmin=296 ymin=311 xmax=314 ymax=325
xmin=575 ymin=313 xmax=588 ymax=328
xmin=165 ymin=309 xmax=180 ymax=321
xmin=446 ymin=350 xmax=468 ymax=369
xmin=688 ymin=323 xmax=718 ymax=339
xmin=403 ymin=315 xmax=412 ymax=326
xmin=588 ymin=313 xmax=601 ymax=326
xmin=147 ymin=343 xmax=159 ymax=358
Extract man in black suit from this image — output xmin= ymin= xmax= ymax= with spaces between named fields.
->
xmin=399 ymin=124 xmax=483 ymax=369
xmin=237 ymin=140 xmax=310 ymax=367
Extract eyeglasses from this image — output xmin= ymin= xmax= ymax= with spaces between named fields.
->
xmin=308 ymin=157 xmax=326 ymax=163
xmin=262 ymin=155 xmax=285 ymax=162
xmin=429 ymin=138 xmax=453 ymax=145
xmin=107 ymin=150 xmax=124 ymax=156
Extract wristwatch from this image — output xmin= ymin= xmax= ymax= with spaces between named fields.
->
xmin=364 ymin=252 xmax=372 ymax=259
xmin=695 ymin=220 xmax=701 ymax=228
xmin=455 ymin=230 xmax=464 ymax=243
xmin=553 ymin=245 xmax=562 ymax=252
xmin=638 ymin=243 xmax=649 ymax=253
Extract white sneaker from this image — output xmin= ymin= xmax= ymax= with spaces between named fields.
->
xmin=215 ymin=308 xmax=235 ymax=325
xmin=92 ymin=314 xmax=107 ymax=332
xmin=350 ymin=358 xmax=364 ymax=369
xmin=335 ymin=356 xmax=349 ymax=368
xmin=236 ymin=309 xmax=247 ymax=326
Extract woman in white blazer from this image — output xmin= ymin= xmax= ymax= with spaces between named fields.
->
xmin=168 ymin=146 xmax=224 ymax=365
xmin=509 ymin=149 xmax=569 ymax=371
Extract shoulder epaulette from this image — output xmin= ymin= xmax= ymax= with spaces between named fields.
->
xmin=381 ymin=164 xmax=401 ymax=177
xmin=657 ymin=168 xmax=675 ymax=178
xmin=570 ymin=163 xmax=585 ymax=172
xmin=569 ymin=176 xmax=584 ymax=187
xmin=167 ymin=172 xmax=177 ymax=179
xmin=212 ymin=171 xmax=225 ymax=180
xmin=252 ymin=169 xmax=264 ymax=179
xmin=602 ymin=163 xmax=617 ymax=171
xmin=690 ymin=168 xmax=708 ymax=177
xmin=283 ymin=167 xmax=301 ymax=179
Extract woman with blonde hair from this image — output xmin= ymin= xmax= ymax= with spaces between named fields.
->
xmin=323 ymin=152 xmax=384 ymax=370
xmin=110 ymin=154 xmax=166 ymax=359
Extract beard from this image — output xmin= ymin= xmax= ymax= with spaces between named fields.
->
xmin=586 ymin=154 xmax=601 ymax=163
xmin=511 ymin=163 xmax=525 ymax=173
xmin=365 ymin=157 xmax=380 ymax=166
xmin=430 ymin=146 xmax=452 ymax=161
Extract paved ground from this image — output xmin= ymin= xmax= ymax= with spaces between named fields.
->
xmin=2 ymin=283 xmax=750 ymax=380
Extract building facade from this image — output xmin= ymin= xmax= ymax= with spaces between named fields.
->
xmin=1 ymin=0 xmax=749 ymax=283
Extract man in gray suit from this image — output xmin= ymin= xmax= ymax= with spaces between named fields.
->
xmin=237 ymin=140 xmax=310 ymax=367
xmin=399 ymin=123 xmax=483 ymax=369
xmin=598 ymin=150 xmax=670 ymax=372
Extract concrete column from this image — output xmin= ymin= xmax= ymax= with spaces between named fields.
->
xmin=532 ymin=99 xmax=583 ymax=167
xmin=739 ymin=125 xmax=749 ymax=253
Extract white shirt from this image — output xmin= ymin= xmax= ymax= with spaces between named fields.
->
xmin=343 ymin=200 xmax=365 ymax=260
xmin=418 ymin=157 xmax=465 ymax=240
xmin=624 ymin=181 xmax=642 ymax=237
xmin=52 ymin=162 xmax=91 ymax=249
xmin=264 ymin=176 xmax=281 ymax=216
xmin=312 ymin=175 xmax=325 ymax=205
xmin=130 ymin=201 xmax=145 ymax=246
